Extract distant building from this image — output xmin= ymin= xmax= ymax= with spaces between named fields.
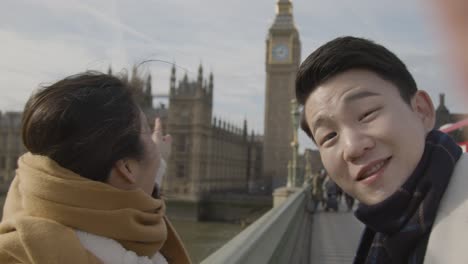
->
xmin=263 ymin=0 xmax=301 ymax=191
xmin=0 ymin=112 xmax=25 ymax=183
xmin=108 ymin=64 xmax=264 ymax=200
xmin=435 ymin=93 xmax=468 ymax=143
xmin=116 ymin=66 xmax=169 ymax=133
xmin=164 ymin=64 xmax=264 ymax=200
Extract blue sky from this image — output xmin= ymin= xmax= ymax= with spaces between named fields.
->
xmin=1 ymin=0 xmax=466 ymax=150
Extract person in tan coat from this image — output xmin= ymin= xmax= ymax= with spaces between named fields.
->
xmin=0 ymin=72 xmax=192 ymax=264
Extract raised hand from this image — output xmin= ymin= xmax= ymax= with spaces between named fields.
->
xmin=152 ymin=118 xmax=172 ymax=161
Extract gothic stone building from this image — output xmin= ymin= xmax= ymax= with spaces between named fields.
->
xmin=163 ymin=65 xmax=263 ymax=201
xmin=0 ymin=112 xmax=25 ymax=183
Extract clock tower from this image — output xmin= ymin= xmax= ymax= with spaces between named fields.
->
xmin=263 ymin=0 xmax=301 ymax=190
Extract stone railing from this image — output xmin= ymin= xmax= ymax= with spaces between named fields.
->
xmin=201 ymin=185 xmax=313 ymax=264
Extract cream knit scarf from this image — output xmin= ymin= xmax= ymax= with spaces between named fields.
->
xmin=0 ymin=153 xmax=191 ymax=264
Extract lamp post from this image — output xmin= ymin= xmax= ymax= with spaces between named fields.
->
xmin=273 ymin=99 xmax=302 ymax=207
xmin=303 ymin=149 xmax=312 ymax=187
xmin=288 ymin=99 xmax=301 ymax=187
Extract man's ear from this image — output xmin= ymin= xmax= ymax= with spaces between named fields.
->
xmin=113 ymin=159 xmax=137 ymax=184
xmin=411 ymin=90 xmax=436 ymax=131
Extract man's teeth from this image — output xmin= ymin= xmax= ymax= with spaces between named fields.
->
xmin=363 ymin=161 xmax=385 ymax=177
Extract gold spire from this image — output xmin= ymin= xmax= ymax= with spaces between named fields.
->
xmin=272 ymin=0 xmax=295 ymax=29
xmin=276 ymin=0 xmax=292 ymax=16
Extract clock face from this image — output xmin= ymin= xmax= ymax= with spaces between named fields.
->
xmin=272 ymin=44 xmax=289 ymax=61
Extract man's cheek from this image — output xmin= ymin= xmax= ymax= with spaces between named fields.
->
xmin=321 ymin=155 xmax=335 ymax=172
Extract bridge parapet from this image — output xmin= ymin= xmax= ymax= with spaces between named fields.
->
xmin=201 ymin=185 xmax=313 ymax=264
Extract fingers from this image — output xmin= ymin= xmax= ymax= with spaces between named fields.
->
xmin=153 ymin=118 xmax=172 ymax=141
xmin=154 ymin=118 xmax=161 ymax=132
xmin=152 ymin=118 xmax=172 ymax=160
xmin=153 ymin=118 xmax=162 ymax=141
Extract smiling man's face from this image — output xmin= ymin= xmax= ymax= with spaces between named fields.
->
xmin=304 ymin=69 xmax=435 ymax=205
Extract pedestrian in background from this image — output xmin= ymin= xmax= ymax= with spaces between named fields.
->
xmin=324 ymin=176 xmax=340 ymax=212
xmin=344 ymin=192 xmax=355 ymax=212
xmin=310 ymin=168 xmax=326 ymax=211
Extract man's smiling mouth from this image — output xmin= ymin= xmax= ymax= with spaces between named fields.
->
xmin=356 ymin=156 xmax=392 ymax=182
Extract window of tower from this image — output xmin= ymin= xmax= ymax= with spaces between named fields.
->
xmin=177 ymin=135 xmax=187 ymax=152
xmin=177 ymin=164 xmax=185 ymax=178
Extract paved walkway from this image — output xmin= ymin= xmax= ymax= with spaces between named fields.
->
xmin=310 ymin=206 xmax=364 ymax=263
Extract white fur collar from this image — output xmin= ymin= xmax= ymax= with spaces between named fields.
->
xmin=75 ymin=230 xmax=168 ymax=264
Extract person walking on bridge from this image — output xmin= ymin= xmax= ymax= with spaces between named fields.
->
xmin=296 ymin=36 xmax=468 ymax=263
xmin=310 ymin=168 xmax=326 ymax=211
xmin=324 ymin=176 xmax=340 ymax=212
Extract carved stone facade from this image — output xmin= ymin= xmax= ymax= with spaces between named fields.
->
xmin=263 ymin=0 xmax=301 ymax=190
xmin=163 ymin=65 xmax=263 ymax=200
xmin=113 ymin=66 xmax=169 ymax=132
xmin=0 ymin=112 xmax=25 ymax=183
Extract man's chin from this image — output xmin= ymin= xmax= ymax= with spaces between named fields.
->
xmin=357 ymin=191 xmax=394 ymax=206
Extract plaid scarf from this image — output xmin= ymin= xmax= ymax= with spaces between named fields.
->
xmin=353 ymin=130 xmax=462 ymax=264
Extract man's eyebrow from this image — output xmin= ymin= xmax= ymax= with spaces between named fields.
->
xmin=343 ymin=91 xmax=380 ymax=103
xmin=311 ymin=116 xmax=329 ymax=135
xmin=310 ymin=91 xmax=380 ymax=134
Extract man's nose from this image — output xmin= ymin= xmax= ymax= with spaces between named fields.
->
xmin=342 ymin=130 xmax=375 ymax=162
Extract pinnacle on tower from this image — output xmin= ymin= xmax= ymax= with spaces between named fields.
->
xmin=276 ymin=0 xmax=292 ymax=15
xmin=440 ymin=93 xmax=446 ymax=107
xmin=243 ymin=118 xmax=248 ymax=139
xmin=198 ymin=63 xmax=203 ymax=85
xmin=145 ymin=74 xmax=153 ymax=108
xmin=196 ymin=64 xmax=204 ymax=96
xmin=436 ymin=93 xmax=449 ymax=113
xmin=170 ymin=64 xmax=176 ymax=95
xmin=198 ymin=63 xmax=203 ymax=76
xmin=146 ymin=74 xmax=152 ymax=95
xmin=208 ymin=72 xmax=214 ymax=94
xmin=171 ymin=64 xmax=176 ymax=80
xmin=272 ymin=0 xmax=295 ymax=29
xmin=131 ymin=65 xmax=138 ymax=81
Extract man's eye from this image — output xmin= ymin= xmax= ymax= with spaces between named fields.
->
xmin=359 ymin=107 xmax=381 ymax=122
xmin=321 ymin=132 xmax=337 ymax=145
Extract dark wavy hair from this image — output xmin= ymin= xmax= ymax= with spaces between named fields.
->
xmin=22 ymin=71 xmax=144 ymax=182
xmin=295 ymin=36 xmax=417 ymax=138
